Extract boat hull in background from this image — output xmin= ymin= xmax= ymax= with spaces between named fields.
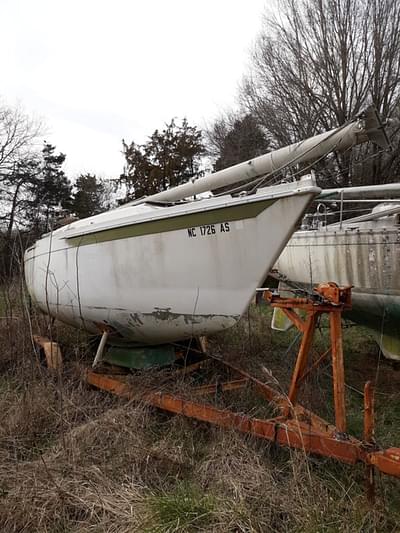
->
xmin=275 ymin=227 xmax=400 ymax=360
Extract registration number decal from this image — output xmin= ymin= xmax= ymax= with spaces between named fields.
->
xmin=187 ymin=222 xmax=230 ymax=238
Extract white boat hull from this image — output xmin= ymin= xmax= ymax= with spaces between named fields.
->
xmin=275 ymin=226 xmax=400 ymax=360
xmin=25 ymin=188 xmax=317 ymax=345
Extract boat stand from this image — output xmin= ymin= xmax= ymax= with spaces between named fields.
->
xmin=34 ymin=283 xmax=400 ymax=500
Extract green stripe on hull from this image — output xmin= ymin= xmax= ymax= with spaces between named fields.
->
xmin=68 ymin=198 xmax=275 ymax=246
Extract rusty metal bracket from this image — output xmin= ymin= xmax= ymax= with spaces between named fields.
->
xmin=264 ymin=283 xmax=351 ymax=431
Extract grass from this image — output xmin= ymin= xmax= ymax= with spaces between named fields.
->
xmin=144 ymin=483 xmax=216 ymax=532
xmin=0 ymin=280 xmax=399 ymax=531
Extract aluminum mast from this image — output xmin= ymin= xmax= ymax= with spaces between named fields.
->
xmin=142 ymin=106 xmax=389 ymax=204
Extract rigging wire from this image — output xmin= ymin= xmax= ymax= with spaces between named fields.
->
xmin=215 ymin=125 xmax=389 ymax=200
xmin=307 ymin=206 xmax=391 ymax=217
xmin=261 ymin=137 xmax=342 ymax=195
xmin=317 ymin=148 xmax=387 ymax=183
xmin=214 ymin=119 xmax=352 ymax=197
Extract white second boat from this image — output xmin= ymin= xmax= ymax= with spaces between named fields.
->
xmin=274 ymin=187 xmax=400 ymax=361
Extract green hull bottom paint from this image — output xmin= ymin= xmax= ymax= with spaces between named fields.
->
xmin=103 ymin=344 xmax=176 ymax=369
xmin=347 ymin=306 xmax=400 ymax=361
xmin=370 ymin=330 xmax=400 ymax=361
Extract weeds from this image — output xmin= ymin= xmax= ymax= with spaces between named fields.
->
xmin=0 ymin=278 xmax=399 ymax=531
xmin=144 ymin=483 xmax=216 ymax=532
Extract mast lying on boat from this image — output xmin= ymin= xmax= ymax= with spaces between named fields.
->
xmin=140 ymin=105 xmax=389 ymax=203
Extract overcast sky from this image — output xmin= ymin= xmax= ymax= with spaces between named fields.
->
xmin=1 ymin=0 xmax=267 ymax=178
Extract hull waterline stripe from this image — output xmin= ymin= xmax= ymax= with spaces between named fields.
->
xmin=67 ymin=198 xmax=276 ymax=246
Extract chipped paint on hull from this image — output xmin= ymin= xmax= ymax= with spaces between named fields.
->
xmin=275 ymin=227 xmax=400 ymax=360
xmin=28 ymin=301 xmax=239 ymax=344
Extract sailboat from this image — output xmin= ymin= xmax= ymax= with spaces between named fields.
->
xmin=273 ymin=183 xmax=400 ymax=361
xmin=24 ymin=107 xmax=389 ymax=366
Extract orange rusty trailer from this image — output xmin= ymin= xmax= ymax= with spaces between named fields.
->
xmin=35 ymin=283 xmax=400 ymax=501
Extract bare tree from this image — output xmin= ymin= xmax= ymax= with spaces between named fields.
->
xmin=205 ymin=110 xmax=241 ymax=160
xmin=241 ymin=0 xmax=400 ymax=187
xmin=0 ymin=100 xmax=43 ymax=276
xmin=0 ymin=101 xmax=41 ymax=172
xmin=0 ymin=101 xmax=43 ymax=230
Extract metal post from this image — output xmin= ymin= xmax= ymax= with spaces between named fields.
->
xmin=329 ymin=310 xmax=346 ymax=433
xmin=93 ymin=330 xmax=109 ymax=368
xmin=287 ymin=311 xmax=319 ymax=407
xmin=364 ymin=381 xmax=375 ymax=442
xmin=339 ymin=189 xmax=344 ymax=229
xmin=364 ymin=381 xmax=376 ymax=504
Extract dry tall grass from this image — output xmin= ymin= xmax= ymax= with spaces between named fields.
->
xmin=0 ymin=280 xmax=399 ymax=532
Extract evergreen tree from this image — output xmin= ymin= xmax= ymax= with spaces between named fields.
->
xmin=0 ymin=156 xmax=40 ymax=276
xmin=206 ymin=113 xmax=270 ymax=194
xmin=120 ymin=118 xmax=205 ymax=200
xmin=4 ymin=157 xmax=40 ymax=240
xmin=212 ymin=114 xmax=270 ymax=171
xmin=72 ymin=173 xmax=106 ymax=219
xmin=27 ymin=143 xmax=72 ymax=231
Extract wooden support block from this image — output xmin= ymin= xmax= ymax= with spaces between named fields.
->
xmin=33 ymin=335 xmax=63 ymax=371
